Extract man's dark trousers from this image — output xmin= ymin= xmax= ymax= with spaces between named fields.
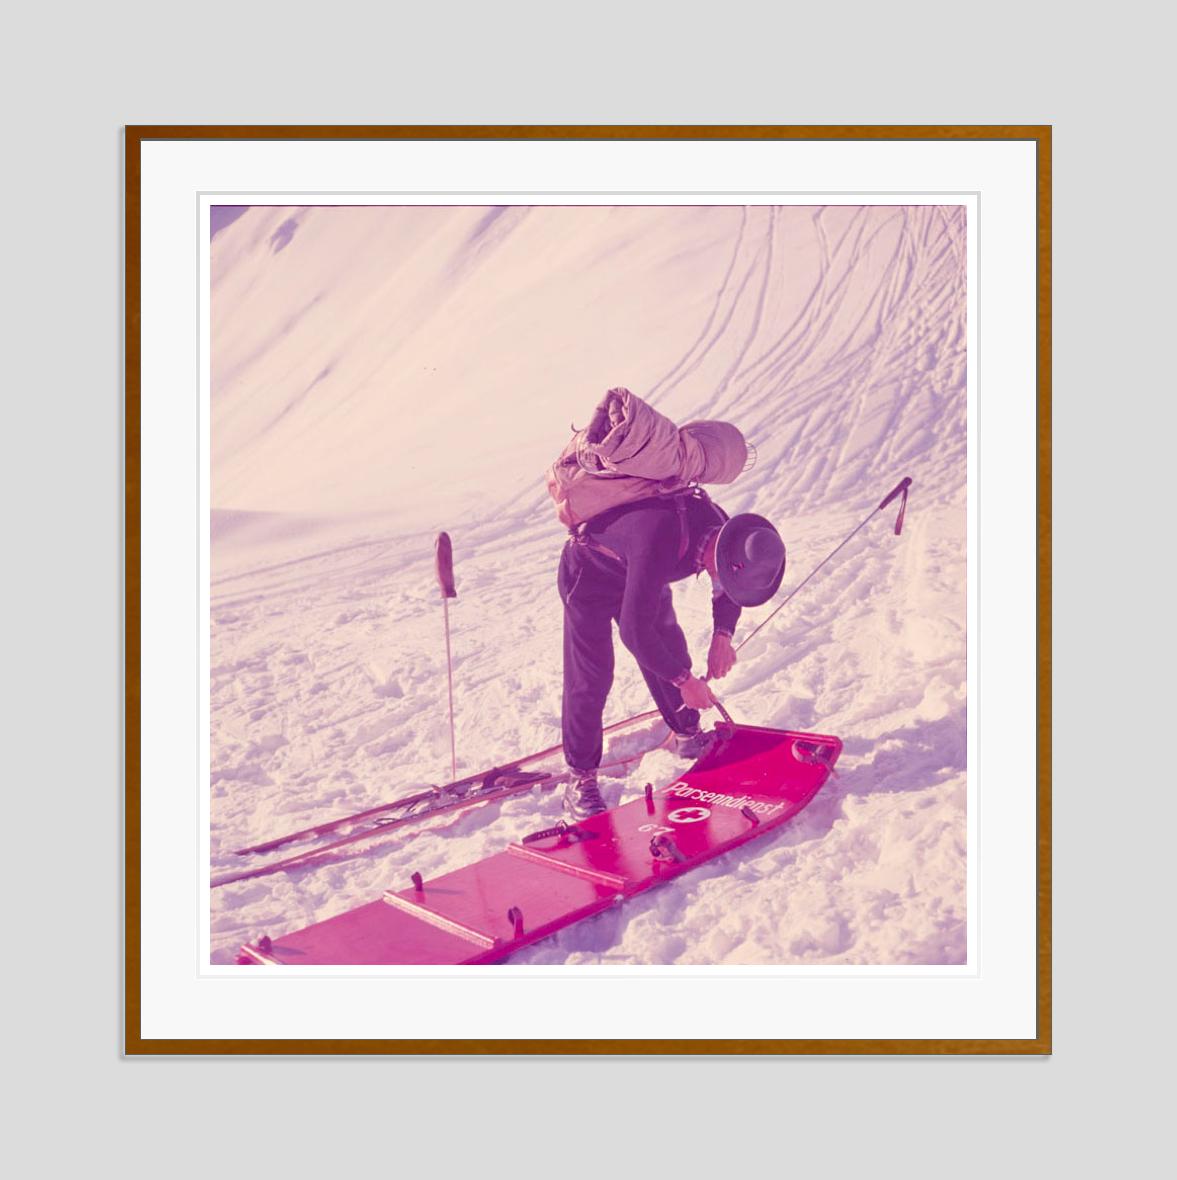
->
xmin=558 ymin=541 xmax=699 ymax=771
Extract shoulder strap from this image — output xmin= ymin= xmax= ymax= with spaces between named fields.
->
xmin=675 ymin=495 xmax=690 ymax=561
xmin=674 ymin=485 xmax=726 ymax=561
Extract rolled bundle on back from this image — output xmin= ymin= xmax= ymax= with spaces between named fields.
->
xmin=547 ymin=387 xmax=751 ymax=529
xmin=575 ymin=387 xmax=685 ymax=479
xmin=679 ymin=420 xmax=750 ymax=484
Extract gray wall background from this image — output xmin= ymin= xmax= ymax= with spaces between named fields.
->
xmin=7 ymin=1 xmax=1162 ymax=1174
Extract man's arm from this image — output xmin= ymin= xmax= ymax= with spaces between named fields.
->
xmin=707 ymin=591 xmax=741 ymax=679
xmin=617 ymin=550 xmax=690 ymax=682
xmin=712 ymin=592 xmax=741 ymax=638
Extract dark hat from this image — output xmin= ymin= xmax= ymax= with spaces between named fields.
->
xmin=714 ymin=514 xmax=786 ymax=606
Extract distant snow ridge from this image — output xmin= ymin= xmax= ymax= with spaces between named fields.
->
xmin=210 ymin=204 xmax=968 ymax=966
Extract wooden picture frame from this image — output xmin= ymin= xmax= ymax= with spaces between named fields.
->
xmin=125 ymin=125 xmax=1050 ymax=1054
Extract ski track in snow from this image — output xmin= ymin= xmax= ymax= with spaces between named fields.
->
xmin=210 ymin=205 xmax=967 ymax=965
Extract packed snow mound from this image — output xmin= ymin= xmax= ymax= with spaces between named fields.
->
xmin=210 ymin=204 xmax=967 ymax=966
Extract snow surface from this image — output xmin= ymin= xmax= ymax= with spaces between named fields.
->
xmin=210 ymin=204 xmax=967 ymax=965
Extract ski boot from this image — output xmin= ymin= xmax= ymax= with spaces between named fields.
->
xmin=672 ymin=728 xmax=715 ymax=762
xmin=562 ymin=768 xmax=607 ymax=821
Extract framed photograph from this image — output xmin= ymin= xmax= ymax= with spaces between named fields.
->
xmin=126 ymin=125 xmax=1050 ymax=1053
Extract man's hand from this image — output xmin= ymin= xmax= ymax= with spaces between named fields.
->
xmin=707 ymin=633 xmax=737 ymax=680
xmin=679 ymin=674 xmax=716 ymax=710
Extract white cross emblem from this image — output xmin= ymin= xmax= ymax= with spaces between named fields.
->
xmin=667 ymin=806 xmax=711 ymax=824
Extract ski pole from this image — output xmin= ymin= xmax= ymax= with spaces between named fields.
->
xmin=735 ymin=476 xmax=912 ymax=655
xmin=435 ymin=532 xmax=459 ymax=781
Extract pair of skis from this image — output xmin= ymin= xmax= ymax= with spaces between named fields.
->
xmin=213 ymin=710 xmax=667 ymax=889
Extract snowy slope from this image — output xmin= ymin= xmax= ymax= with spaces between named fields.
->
xmin=210 ymin=204 xmax=967 ymax=966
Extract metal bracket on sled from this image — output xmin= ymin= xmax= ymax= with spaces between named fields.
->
xmin=522 ymin=821 xmax=598 ymax=846
xmin=650 ymin=835 xmax=687 ymax=864
xmin=507 ymin=906 xmax=525 ymax=939
xmin=794 ymin=740 xmax=837 ymax=768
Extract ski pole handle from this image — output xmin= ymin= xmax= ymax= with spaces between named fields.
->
xmin=435 ymin=532 xmax=457 ymax=598
xmin=878 ymin=476 xmax=913 ymax=511
xmin=436 ymin=531 xmax=458 ymax=781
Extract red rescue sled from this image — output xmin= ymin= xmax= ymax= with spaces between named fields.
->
xmin=237 ymin=722 xmax=841 ymax=966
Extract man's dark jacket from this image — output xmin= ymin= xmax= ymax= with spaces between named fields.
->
xmin=573 ymin=493 xmax=741 ymax=681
